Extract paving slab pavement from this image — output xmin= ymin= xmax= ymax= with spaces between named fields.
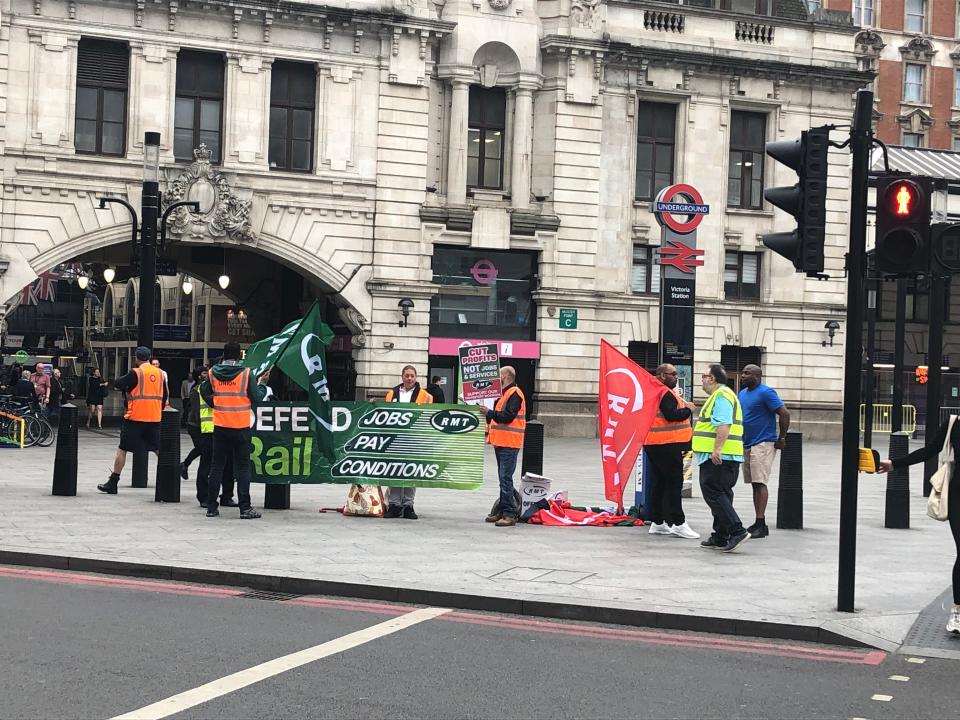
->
xmin=0 ymin=429 xmax=954 ymax=650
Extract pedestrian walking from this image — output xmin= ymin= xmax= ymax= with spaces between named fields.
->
xmin=645 ymin=363 xmax=699 ymax=539
xmin=693 ymin=364 xmax=749 ymax=553
xmin=29 ymin=363 xmax=50 ymax=411
xmin=383 ymin=365 xmax=433 ymax=519
xmin=484 ymin=365 xmax=526 ymax=528
xmin=427 ymin=375 xmax=446 ymax=404
xmin=86 ymin=368 xmax=108 ymax=429
xmin=879 ymin=422 xmax=960 ymax=636
xmin=200 ymin=342 xmax=268 ymax=519
xmin=180 ymin=371 xmax=194 ymax=428
xmin=738 ymin=364 xmax=790 ymax=539
xmin=97 ymin=346 xmax=167 ymax=495
xmin=150 ymin=358 xmax=171 ymax=408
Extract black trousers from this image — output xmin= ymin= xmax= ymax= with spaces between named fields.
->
xmin=196 ymin=433 xmax=235 ymax=504
xmin=184 ymin=425 xmax=204 ymax=467
xmin=645 ymin=443 xmax=686 ymax=526
xmin=699 ymin=460 xmax=744 ymax=543
xmin=207 ymin=427 xmax=250 ymax=513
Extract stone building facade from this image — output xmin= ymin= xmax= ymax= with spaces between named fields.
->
xmin=0 ymin=0 xmax=868 ymax=437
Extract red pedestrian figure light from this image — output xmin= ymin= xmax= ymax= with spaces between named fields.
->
xmin=895 ymin=184 xmax=912 ymax=216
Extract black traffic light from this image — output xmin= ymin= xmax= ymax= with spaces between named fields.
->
xmin=874 ymin=175 xmax=931 ymax=275
xmin=931 ymin=222 xmax=960 ymax=275
xmin=762 ymin=127 xmax=830 ymax=275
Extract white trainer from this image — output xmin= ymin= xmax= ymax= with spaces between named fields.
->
xmin=648 ymin=522 xmax=670 ymax=535
xmin=947 ymin=607 xmax=960 ymax=635
xmin=669 ymin=522 xmax=701 ymax=539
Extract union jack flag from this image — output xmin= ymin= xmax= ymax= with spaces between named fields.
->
xmin=20 ymin=270 xmax=60 ymax=306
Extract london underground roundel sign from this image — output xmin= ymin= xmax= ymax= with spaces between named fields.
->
xmin=653 ymin=184 xmax=710 ymax=235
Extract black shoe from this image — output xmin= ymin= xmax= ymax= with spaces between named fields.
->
xmin=746 ymin=521 xmax=758 ymax=535
xmin=220 ymin=498 xmax=239 ymax=508
xmin=722 ymin=530 xmax=751 ymax=553
xmin=402 ymin=506 xmax=419 ymax=520
xmin=179 ymin=463 xmax=189 ymax=480
xmin=700 ymin=535 xmax=724 ymax=549
xmin=206 ymin=508 xmax=219 ymax=517
xmin=749 ymin=522 xmax=769 ymax=539
xmin=383 ymin=504 xmax=402 ymax=519
xmin=97 ymin=474 xmax=120 ymax=495
xmin=199 ymin=501 xmax=207 ymax=508
xmin=240 ymin=508 xmax=262 ymax=519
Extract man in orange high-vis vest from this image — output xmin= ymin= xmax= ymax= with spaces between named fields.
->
xmin=200 ymin=342 xmax=269 ymax=519
xmin=484 ymin=365 xmax=526 ymax=527
xmin=644 ymin=363 xmax=700 ymax=540
xmin=383 ymin=365 xmax=433 ymax=519
xmin=98 ymin=346 xmax=167 ymax=495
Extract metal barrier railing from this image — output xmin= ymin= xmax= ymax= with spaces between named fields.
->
xmin=859 ymin=404 xmax=916 ymax=434
xmin=0 ymin=410 xmax=25 ymax=448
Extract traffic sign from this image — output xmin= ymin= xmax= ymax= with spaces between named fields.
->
xmin=559 ymin=308 xmax=578 ymax=329
xmin=653 ymin=184 xmax=710 ymax=235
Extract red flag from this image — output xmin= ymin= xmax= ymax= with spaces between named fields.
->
xmin=598 ymin=339 xmax=666 ymax=510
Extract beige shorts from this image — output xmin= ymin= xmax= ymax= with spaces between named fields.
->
xmin=744 ymin=442 xmax=777 ymax=485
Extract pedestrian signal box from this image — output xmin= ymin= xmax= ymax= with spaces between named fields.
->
xmin=873 ymin=176 xmax=931 ymax=275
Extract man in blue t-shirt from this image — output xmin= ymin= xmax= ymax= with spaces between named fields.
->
xmin=738 ymin=365 xmax=790 ymax=539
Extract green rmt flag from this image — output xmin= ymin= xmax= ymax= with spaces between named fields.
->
xmin=244 ymin=301 xmax=336 ymax=458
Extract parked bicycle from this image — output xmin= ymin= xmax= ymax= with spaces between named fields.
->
xmin=0 ymin=396 xmax=54 ymax=448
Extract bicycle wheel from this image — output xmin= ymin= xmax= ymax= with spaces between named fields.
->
xmin=22 ymin=417 xmax=42 ymax=447
xmin=36 ymin=418 xmax=55 ymax=447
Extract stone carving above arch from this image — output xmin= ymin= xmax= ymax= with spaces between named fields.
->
xmin=487 ymin=0 xmax=512 ymax=9
xmin=571 ymin=0 xmax=605 ymax=31
xmin=338 ymin=306 xmax=369 ymax=347
xmin=854 ymin=29 xmax=885 ymax=56
xmin=899 ymin=35 xmax=936 ymax=62
xmin=163 ymin=145 xmax=257 ymax=245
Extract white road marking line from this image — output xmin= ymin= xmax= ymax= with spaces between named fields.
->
xmin=871 ymin=695 xmax=893 ymax=702
xmin=888 ymin=675 xmax=910 ymax=682
xmin=110 ymin=606 xmax=451 ymax=720
xmin=907 ymin=657 xmax=926 ymax=664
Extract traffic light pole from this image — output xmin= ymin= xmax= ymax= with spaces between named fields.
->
xmin=863 ymin=280 xmax=877 ymax=449
xmin=891 ymin=279 xmax=906 ymax=434
xmin=838 ymin=89 xmax=873 ymax=613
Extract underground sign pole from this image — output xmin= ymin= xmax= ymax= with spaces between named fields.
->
xmin=634 ymin=184 xmax=707 ymax=512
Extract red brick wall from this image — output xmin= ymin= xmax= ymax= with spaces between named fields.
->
xmin=930 ymin=65 xmax=956 ymax=149
xmin=881 ymin=0 xmax=904 ymax=30
xmin=931 ymin=0 xmax=955 ymax=37
xmin=875 ymin=60 xmax=903 ymax=144
xmin=829 ymin=0 xmax=853 ymax=13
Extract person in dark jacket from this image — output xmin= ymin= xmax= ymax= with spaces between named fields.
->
xmin=86 ymin=368 xmax=108 ymax=429
xmin=484 ymin=366 xmax=526 ymax=527
xmin=427 ymin=376 xmax=446 ymax=404
xmin=880 ymin=420 xmax=960 ymax=635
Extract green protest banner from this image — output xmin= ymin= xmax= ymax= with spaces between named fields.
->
xmin=251 ymin=400 xmax=485 ymax=490
xmin=244 ymin=302 xmax=335 ymax=459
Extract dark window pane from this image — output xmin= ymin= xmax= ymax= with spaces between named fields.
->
xmin=102 ymin=90 xmax=124 ymax=122
xmin=174 ymin=128 xmax=194 ymax=159
xmin=292 ymin=109 xmax=312 ymax=140
xmin=76 ymin=86 xmax=98 ymax=120
xmin=486 ymin=130 xmax=503 ymax=161
xmin=101 ymin=121 xmax=123 ymax=154
xmin=483 ymin=157 xmax=501 ymax=189
xmin=636 ymin=106 xmax=653 ymax=138
xmin=269 ymin=137 xmax=285 ymax=168
xmin=468 ymin=86 xmax=506 ymax=128
xmin=198 ymin=131 xmax=219 ymax=161
xmin=291 ymin=140 xmax=311 ymax=171
xmin=655 ymin=143 xmax=672 ymax=172
xmin=270 ymin=67 xmax=289 ymax=105
xmin=468 ymin=129 xmax=480 ymax=158
xmin=75 ymin=119 xmax=97 ymax=152
xmin=200 ymin=100 xmax=220 ymax=132
xmin=270 ymin=107 xmax=287 ymax=139
xmin=175 ymin=97 xmax=194 ymax=130
xmin=467 ymin=156 xmax=479 ymax=187
xmin=290 ymin=68 xmax=315 ymax=106
xmin=654 ymin=172 xmax=672 ymax=196
xmin=654 ymin=106 xmax=675 ymax=139
xmin=635 ymin=170 xmax=652 ymax=201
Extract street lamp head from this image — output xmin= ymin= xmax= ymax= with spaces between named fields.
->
xmin=103 ymin=267 xmax=116 ymax=284
xmin=143 ymin=132 xmax=161 ymax=182
xmin=182 ymin=276 xmax=193 ymax=295
xmin=218 ymin=274 xmax=230 ymax=290
xmin=77 ymin=275 xmax=90 ymax=290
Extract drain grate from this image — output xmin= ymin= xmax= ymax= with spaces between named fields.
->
xmin=238 ymin=590 xmax=302 ymax=602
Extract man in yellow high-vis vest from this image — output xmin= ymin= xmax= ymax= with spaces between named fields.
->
xmin=692 ymin=364 xmax=749 ymax=553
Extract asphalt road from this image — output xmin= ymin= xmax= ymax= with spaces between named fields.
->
xmin=1 ymin=565 xmax=958 ymax=720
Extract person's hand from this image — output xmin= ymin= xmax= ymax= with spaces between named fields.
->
xmin=774 ymin=437 xmax=786 ymax=450
xmin=877 ymin=459 xmax=894 ymax=474
xmin=711 ymin=449 xmax=722 ymax=465
xmin=259 ymin=370 xmax=271 ymax=384
xmin=684 ymin=401 xmax=697 ymax=411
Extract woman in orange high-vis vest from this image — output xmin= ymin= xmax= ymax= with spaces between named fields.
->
xmin=199 ymin=342 xmax=269 ymax=519
xmin=98 ymin=346 xmax=167 ymax=495
xmin=485 ymin=366 xmax=526 ymax=527
xmin=383 ymin=365 xmax=433 ymax=519
xmin=644 ymin=363 xmax=700 ymax=540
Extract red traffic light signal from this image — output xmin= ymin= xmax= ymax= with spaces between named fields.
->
xmin=883 ymin=180 xmax=921 ymax=221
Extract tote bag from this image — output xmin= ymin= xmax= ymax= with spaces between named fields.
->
xmin=927 ymin=415 xmax=955 ymax=522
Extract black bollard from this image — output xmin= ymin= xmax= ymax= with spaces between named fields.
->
xmin=521 ymin=420 xmax=544 ymax=476
xmin=52 ymin=403 xmax=78 ymax=496
xmin=264 ymin=484 xmax=290 ymax=509
xmin=132 ymin=451 xmax=148 ymax=488
xmin=776 ymin=430 xmax=803 ymax=529
xmin=885 ymin=431 xmax=910 ymax=529
xmin=155 ymin=408 xmax=181 ymax=503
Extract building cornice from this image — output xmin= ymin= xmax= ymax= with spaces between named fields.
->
xmin=607 ymin=0 xmax=856 ymax=33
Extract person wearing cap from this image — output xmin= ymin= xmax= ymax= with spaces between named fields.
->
xmin=98 ymin=346 xmax=167 ymax=494
xmin=199 ymin=342 xmax=269 ymax=519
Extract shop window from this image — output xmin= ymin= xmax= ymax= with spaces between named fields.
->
xmin=269 ymin=61 xmax=316 ymax=172
xmin=631 ymin=245 xmax=661 ymax=295
xmin=467 ymin=87 xmax=506 ymax=191
xmin=430 ymin=247 xmax=537 ymax=341
xmin=635 ymin=102 xmax=676 ymax=202
xmin=75 ymin=39 xmax=129 ymax=156
xmin=175 ymin=50 xmax=224 ymax=162
xmin=727 ymin=111 xmax=766 ymax=210
xmin=724 ymin=251 xmax=761 ymax=300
